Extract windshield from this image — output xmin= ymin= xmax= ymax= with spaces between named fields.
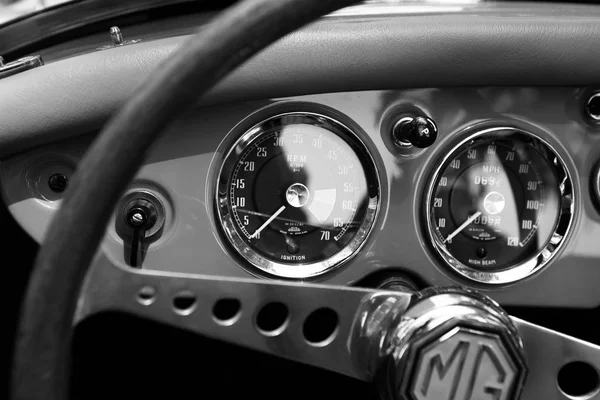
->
xmin=0 ymin=0 xmax=477 ymax=26
xmin=1 ymin=0 xmax=598 ymax=26
xmin=0 ymin=0 xmax=71 ymax=24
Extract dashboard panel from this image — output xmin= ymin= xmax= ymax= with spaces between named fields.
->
xmin=2 ymin=87 xmax=600 ymax=307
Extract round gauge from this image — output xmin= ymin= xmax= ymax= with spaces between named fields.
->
xmin=425 ymin=127 xmax=574 ymax=284
xmin=216 ymin=112 xmax=379 ymax=278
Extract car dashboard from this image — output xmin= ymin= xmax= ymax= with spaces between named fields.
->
xmin=2 ymin=86 xmax=599 ymax=309
xmin=3 ymin=1 xmax=600 ymax=399
xmin=0 ymin=1 xmax=599 ymax=323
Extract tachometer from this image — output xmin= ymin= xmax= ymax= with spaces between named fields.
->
xmin=425 ymin=127 xmax=574 ymax=284
xmin=216 ymin=112 xmax=379 ymax=278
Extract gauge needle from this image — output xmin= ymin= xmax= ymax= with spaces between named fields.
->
xmin=444 ymin=211 xmax=482 ymax=243
xmin=249 ymin=205 xmax=286 ymax=239
xmin=236 ymin=208 xmax=303 ymax=225
xmin=236 ymin=207 xmax=359 ymax=229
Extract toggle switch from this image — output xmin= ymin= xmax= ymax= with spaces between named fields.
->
xmin=123 ymin=199 xmax=158 ymax=267
xmin=116 ymin=189 xmax=166 ymax=268
xmin=392 ymin=115 xmax=438 ymax=149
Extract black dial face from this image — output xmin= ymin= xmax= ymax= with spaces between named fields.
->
xmin=427 ymin=129 xmax=573 ymax=283
xmin=216 ymin=113 xmax=379 ymax=278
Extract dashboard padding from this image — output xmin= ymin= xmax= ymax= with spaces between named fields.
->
xmin=1 ymin=5 xmax=600 ymax=156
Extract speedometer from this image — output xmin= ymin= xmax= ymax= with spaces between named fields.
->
xmin=425 ymin=127 xmax=574 ymax=284
xmin=215 ymin=111 xmax=379 ymax=278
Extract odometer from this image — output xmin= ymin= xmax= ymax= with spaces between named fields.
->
xmin=425 ymin=127 xmax=574 ymax=284
xmin=216 ymin=112 xmax=379 ymax=278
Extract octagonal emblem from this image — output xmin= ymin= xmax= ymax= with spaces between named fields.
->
xmin=410 ymin=327 xmax=524 ymax=400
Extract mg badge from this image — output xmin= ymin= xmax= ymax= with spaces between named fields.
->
xmin=411 ymin=328 xmax=519 ymax=400
xmin=379 ymin=289 xmax=528 ymax=400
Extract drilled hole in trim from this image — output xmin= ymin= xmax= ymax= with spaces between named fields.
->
xmin=303 ymin=308 xmax=339 ymax=346
xmin=136 ymin=286 xmax=156 ymax=306
xmin=256 ymin=302 xmax=289 ymax=336
xmin=213 ymin=298 xmax=242 ymax=326
xmin=558 ymin=362 xmax=600 ymax=398
xmin=173 ymin=291 xmax=197 ymax=315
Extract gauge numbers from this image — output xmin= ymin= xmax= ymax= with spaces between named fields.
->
xmin=426 ymin=128 xmax=574 ymax=284
xmin=216 ymin=112 xmax=379 ymax=278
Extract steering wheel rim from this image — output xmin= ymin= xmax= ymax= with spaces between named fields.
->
xmin=10 ymin=1 xmax=363 ymax=398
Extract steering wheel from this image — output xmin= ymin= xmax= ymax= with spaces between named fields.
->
xmin=10 ymin=0 xmax=600 ymax=399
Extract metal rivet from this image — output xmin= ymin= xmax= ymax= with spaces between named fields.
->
xmin=129 ymin=211 xmax=146 ymax=226
xmin=110 ymin=26 xmax=124 ymax=45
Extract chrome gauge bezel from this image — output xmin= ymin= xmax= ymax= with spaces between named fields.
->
xmin=215 ymin=111 xmax=380 ymax=279
xmin=425 ymin=127 xmax=575 ymax=285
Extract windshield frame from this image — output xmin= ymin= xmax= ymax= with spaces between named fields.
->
xmin=0 ymin=0 xmax=229 ymax=58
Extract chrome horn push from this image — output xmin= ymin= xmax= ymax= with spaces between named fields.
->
xmin=355 ymin=287 xmax=526 ymax=400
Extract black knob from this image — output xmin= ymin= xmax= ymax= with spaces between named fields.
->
xmin=393 ymin=116 xmax=438 ymax=148
xmin=48 ymin=173 xmax=69 ymax=193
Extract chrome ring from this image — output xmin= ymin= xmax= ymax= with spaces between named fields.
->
xmin=424 ymin=126 xmax=575 ymax=285
xmin=586 ymin=92 xmax=600 ymax=122
xmin=592 ymin=160 xmax=600 ymax=212
xmin=215 ymin=111 xmax=380 ymax=279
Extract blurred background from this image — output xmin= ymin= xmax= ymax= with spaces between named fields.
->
xmin=4 ymin=0 xmax=600 ymax=27
xmin=0 ymin=0 xmax=72 ymax=24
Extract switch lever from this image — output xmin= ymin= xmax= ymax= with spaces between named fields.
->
xmin=124 ymin=200 xmax=157 ymax=267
